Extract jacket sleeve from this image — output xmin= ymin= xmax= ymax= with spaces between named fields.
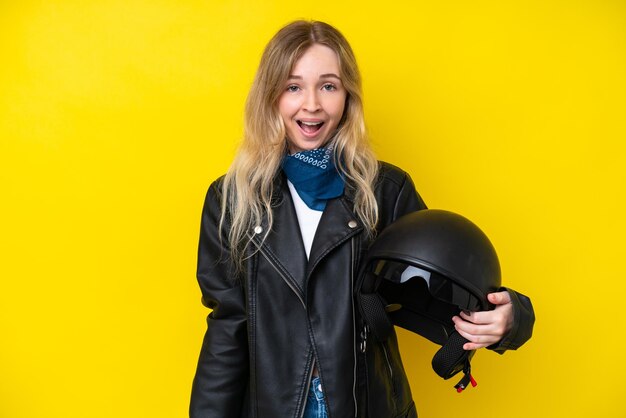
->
xmin=489 ymin=287 xmax=535 ymax=353
xmin=190 ymin=180 xmax=249 ymax=418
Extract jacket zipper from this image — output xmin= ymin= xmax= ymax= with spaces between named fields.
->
xmin=255 ymin=238 xmax=312 ymax=418
xmin=254 ymin=231 xmax=361 ymax=417
xmin=254 ymin=242 xmax=306 ymax=309
xmin=299 ymin=359 xmax=315 ymax=418
xmin=381 ymin=340 xmax=399 ymax=403
xmin=351 ymin=237 xmax=358 ymax=418
xmin=381 ymin=342 xmax=394 ymax=383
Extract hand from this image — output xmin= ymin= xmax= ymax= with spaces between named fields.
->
xmin=452 ymin=291 xmax=514 ymax=350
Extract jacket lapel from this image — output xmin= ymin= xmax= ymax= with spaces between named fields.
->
xmin=253 ymin=175 xmax=364 ymax=298
xmin=306 ymin=194 xmax=364 ymax=279
xmin=254 ymin=175 xmax=308 ymax=294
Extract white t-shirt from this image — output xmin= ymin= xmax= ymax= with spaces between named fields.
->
xmin=287 ymin=180 xmax=323 ymax=259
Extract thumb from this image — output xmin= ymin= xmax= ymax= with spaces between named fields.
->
xmin=488 ymin=290 xmax=511 ymax=305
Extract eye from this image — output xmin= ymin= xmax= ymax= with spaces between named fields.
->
xmin=322 ymin=83 xmax=336 ymax=91
xmin=286 ymin=85 xmax=300 ymax=92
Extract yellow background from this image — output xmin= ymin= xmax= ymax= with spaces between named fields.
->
xmin=1 ymin=1 xmax=625 ymax=417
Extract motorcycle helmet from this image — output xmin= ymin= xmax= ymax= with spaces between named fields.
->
xmin=359 ymin=209 xmax=501 ymax=392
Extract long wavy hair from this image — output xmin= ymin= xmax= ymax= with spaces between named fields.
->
xmin=221 ymin=20 xmax=379 ymax=266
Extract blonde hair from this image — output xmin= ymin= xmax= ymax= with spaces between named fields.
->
xmin=221 ymin=20 xmax=379 ymax=266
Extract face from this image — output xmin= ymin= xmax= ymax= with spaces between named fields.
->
xmin=278 ymin=44 xmax=347 ymax=154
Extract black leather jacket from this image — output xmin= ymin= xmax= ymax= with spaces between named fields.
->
xmin=190 ymin=162 xmax=533 ymax=418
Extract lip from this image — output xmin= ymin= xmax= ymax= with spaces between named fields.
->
xmin=296 ymin=118 xmax=325 ymax=138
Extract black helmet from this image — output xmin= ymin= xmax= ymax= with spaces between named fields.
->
xmin=359 ymin=209 xmax=501 ymax=392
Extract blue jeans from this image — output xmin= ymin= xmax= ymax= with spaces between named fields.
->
xmin=303 ymin=376 xmax=328 ymax=418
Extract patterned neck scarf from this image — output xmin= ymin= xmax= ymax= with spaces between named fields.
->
xmin=281 ymin=146 xmax=344 ymax=211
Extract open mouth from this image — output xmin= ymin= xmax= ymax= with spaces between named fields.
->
xmin=297 ymin=120 xmax=324 ymax=135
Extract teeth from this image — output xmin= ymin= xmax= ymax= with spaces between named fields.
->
xmin=300 ymin=121 xmax=322 ymax=126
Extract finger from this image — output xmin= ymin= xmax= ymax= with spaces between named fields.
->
xmin=462 ymin=341 xmax=490 ymax=350
xmin=454 ymin=327 xmax=500 ymax=350
xmin=453 ymin=315 xmax=502 ymax=336
xmin=488 ymin=290 xmax=511 ymax=305
xmin=459 ymin=310 xmax=497 ymax=325
xmin=455 ymin=325 xmax=501 ymax=344
xmin=459 ymin=310 xmax=469 ymax=320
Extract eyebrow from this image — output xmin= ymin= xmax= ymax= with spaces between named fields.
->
xmin=286 ymin=73 xmax=342 ymax=80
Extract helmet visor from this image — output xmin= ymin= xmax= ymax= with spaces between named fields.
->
xmin=373 ymin=259 xmax=482 ymax=312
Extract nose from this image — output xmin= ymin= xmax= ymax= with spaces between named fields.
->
xmin=302 ymin=89 xmax=321 ymax=112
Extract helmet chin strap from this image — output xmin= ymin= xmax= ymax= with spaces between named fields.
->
xmin=431 ymin=331 xmax=478 ymax=392
xmin=360 ymin=282 xmax=479 ymax=393
xmin=360 ymin=268 xmax=480 ymax=392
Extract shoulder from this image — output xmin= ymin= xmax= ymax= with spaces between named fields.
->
xmin=200 ymin=175 xmax=227 ymax=222
xmin=376 ymin=161 xmax=412 ymax=187
xmin=374 ymin=161 xmax=427 ymax=224
xmin=205 ymin=174 xmax=226 ymax=203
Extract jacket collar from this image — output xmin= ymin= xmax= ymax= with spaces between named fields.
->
xmin=255 ymin=173 xmax=363 ymax=297
xmin=306 ymin=195 xmax=363 ymax=277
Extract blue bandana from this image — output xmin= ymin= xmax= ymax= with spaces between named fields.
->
xmin=281 ymin=147 xmax=344 ymax=211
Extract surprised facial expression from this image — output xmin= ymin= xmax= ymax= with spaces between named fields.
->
xmin=278 ymin=44 xmax=347 ymax=154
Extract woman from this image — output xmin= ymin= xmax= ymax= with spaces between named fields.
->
xmin=190 ymin=20 xmax=532 ymax=418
